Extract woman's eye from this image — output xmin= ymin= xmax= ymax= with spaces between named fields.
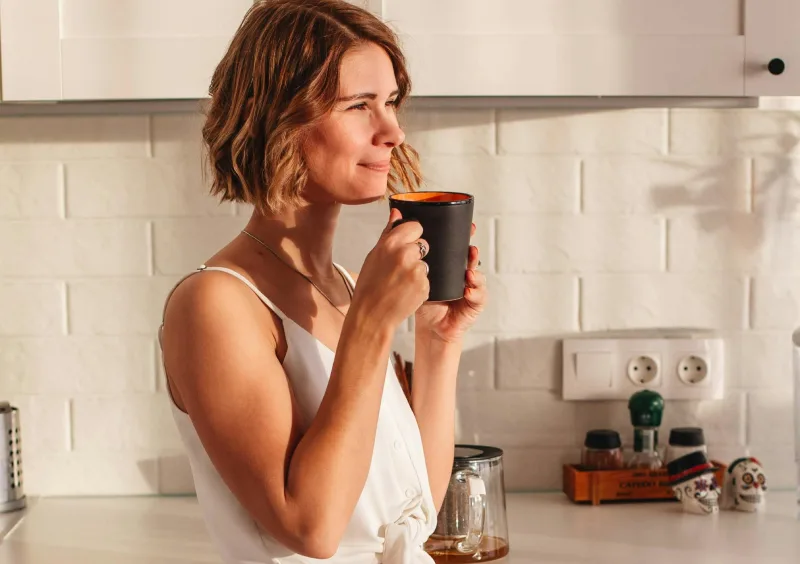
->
xmin=347 ymin=99 xmax=398 ymax=111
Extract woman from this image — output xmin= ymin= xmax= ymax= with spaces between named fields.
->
xmin=159 ymin=1 xmax=487 ymax=563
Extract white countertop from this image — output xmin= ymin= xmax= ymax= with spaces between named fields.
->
xmin=0 ymin=492 xmax=798 ymax=563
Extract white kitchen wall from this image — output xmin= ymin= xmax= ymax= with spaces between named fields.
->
xmin=1 ymin=107 xmax=798 ymax=496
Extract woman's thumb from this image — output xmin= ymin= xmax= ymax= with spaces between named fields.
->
xmin=384 ymin=207 xmax=403 ymax=234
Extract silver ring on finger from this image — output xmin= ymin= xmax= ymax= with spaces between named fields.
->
xmin=417 ymin=241 xmax=427 ymax=259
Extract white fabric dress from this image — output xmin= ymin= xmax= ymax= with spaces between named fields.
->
xmin=158 ymin=264 xmax=437 ymax=564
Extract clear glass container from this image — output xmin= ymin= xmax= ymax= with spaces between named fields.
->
xmin=425 ymin=445 xmax=509 ymax=563
xmin=627 ymin=390 xmax=665 ymax=470
xmin=666 ymin=427 xmax=707 ymax=463
xmin=582 ymin=430 xmax=624 ymax=470
xmin=627 ymin=427 xmax=664 ymax=470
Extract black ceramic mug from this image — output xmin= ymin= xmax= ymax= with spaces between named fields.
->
xmin=389 ymin=191 xmax=475 ymax=302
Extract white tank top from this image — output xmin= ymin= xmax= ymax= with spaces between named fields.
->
xmin=158 ymin=265 xmax=437 ymax=564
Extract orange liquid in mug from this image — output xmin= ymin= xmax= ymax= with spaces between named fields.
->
xmin=424 ymin=535 xmax=509 ymax=563
xmin=390 ymin=192 xmax=471 ymax=203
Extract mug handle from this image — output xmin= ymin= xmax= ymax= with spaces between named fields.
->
xmin=455 ymin=471 xmax=486 ymax=554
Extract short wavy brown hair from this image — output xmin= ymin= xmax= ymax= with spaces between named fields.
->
xmin=202 ymin=0 xmax=421 ymax=214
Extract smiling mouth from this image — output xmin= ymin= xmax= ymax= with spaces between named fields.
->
xmin=739 ymin=493 xmax=762 ymax=504
xmin=699 ymin=498 xmax=719 ymax=512
xmin=359 ymin=162 xmax=391 ymax=172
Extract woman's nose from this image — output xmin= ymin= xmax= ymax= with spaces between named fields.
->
xmin=375 ymin=115 xmax=405 ymax=148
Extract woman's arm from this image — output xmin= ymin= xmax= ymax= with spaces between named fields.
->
xmin=409 ymin=330 xmax=463 ymax=512
xmin=162 ymin=272 xmax=395 ymax=559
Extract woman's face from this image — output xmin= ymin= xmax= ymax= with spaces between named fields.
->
xmin=302 ymin=43 xmax=406 ymax=206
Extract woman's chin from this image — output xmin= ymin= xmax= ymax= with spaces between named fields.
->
xmin=345 ymin=194 xmax=386 ymax=206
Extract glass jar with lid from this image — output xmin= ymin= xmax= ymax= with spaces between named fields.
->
xmin=666 ymin=427 xmax=707 ymax=463
xmin=581 ymin=430 xmax=624 ymax=470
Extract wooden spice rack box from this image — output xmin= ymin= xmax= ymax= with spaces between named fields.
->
xmin=563 ymin=461 xmax=727 ymax=505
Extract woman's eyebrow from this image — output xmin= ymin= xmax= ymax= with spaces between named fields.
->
xmin=337 ymin=89 xmax=399 ymax=102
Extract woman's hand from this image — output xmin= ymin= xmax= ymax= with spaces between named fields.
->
xmin=414 ymin=223 xmax=487 ymax=343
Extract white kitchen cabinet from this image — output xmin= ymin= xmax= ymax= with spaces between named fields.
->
xmin=2 ymin=0 xmax=800 ymax=101
xmin=0 ymin=0 xmax=62 ymax=101
xmin=0 ymin=0 xmax=254 ymax=101
xmin=745 ymin=0 xmax=800 ymax=96
xmin=380 ymin=0 xmax=800 ymax=97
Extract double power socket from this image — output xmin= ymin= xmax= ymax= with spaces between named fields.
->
xmin=562 ymin=336 xmax=725 ymax=401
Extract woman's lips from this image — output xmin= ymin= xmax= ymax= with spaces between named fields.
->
xmin=359 ymin=161 xmax=391 ymax=172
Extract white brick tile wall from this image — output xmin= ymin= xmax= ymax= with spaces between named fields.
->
xmin=670 ymin=110 xmax=800 ymax=155
xmin=495 ymin=335 xmax=562 ymax=391
xmin=0 ymin=337 xmax=155 ymax=394
xmin=0 ymin=282 xmax=65 ymax=336
xmin=752 ymin=158 xmax=800 ymax=219
xmin=497 ymin=216 xmax=663 ymax=273
xmin=150 ymin=114 xmax=205 ymax=159
xmin=0 ymin=220 xmax=150 ymax=277
xmin=66 ymin=159 xmax=233 ymax=218
xmin=402 ymin=109 xmax=495 ymax=155
xmin=1 ymin=107 xmax=798 ymax=495
xmin=727 ymin=331 xmax=794 ymax=389
xmin=747 ymin=390 xmax=794 ymax=446
xmin=391 ymin=331 xmax=495 ymax=390
xmin=582 ymin=274 xmax=747 ymax=330
xmin=455 ymin=390 xmax=577 ymax=448
xmin=7 ymin=395 xmax=71 ymax=453
xmin=502 ymin=447 xmax=581 ymax=491
xmin=662 ymin=390 xmax=747 ymax=447
xmin=0 ymin=116 xmax=149 ymax=160
xmin=669 ymin=215 xmax=800 ymax=273
xmin=153 ymin=217 xmax=247 ymax=275
xmin=474 ymin=274 xmax=577 ymax=333
xmin=25 ymin=452 xmax=160 ymax=495
xmin=72 ymin=395 xmax=181 ymax=451
xmin=744 ymin=447 xmax=796 ymax=490
xmin=0 ymin=163 xmax=63 ymax=219
xmin=68 ymin=277 xmax=180 ymax=335
xmin=498 ymin=109 xmax=667 ymax=155
xmin=582 ymin=157 xmax=750 ymax=215
xmin=158 ymin=452 xmax=195 ymax=495
xmin=751 ymin=276 xmax=800 ymax=329
xmin=421 ymin=155 xmax=580 ymax=214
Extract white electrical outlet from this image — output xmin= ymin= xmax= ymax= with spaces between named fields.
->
xmin=562 ymin=336 xmax=725 ymax=400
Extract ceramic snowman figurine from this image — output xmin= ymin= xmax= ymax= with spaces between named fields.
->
xmin=666 ymin=451 xmax=721 ymax=515
xmin=721 ymin=457 xmax=767 ymax=512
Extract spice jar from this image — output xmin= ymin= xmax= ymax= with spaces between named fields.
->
xmin=666 ymin=427 xmax=707 ymax=463
xmin=626 ymin=389 xmax=665 ymax=470
xmin=582 ymin=430 xmax=624 ymax=470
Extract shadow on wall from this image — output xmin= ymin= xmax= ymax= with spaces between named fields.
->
xmin=652 ymin=111 xmax=800 ymax=267
xmin=137 ymin=452 xmax=196 ymax=495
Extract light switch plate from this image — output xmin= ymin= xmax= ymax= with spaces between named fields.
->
xmin=562 ymin=336 xmax=725 ymax=401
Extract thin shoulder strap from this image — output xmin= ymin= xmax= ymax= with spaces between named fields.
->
xmin=158 ymin=265 xmax=288 ymax=348
xmin=333 ymin=263 xmax=356 ymax=294
xmin=195 ymin=265 xmax=289 ymax=320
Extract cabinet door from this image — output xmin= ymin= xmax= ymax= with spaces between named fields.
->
xmin=384 ymin=0 xmax=745 ymax=97
xmin=0 ymin=0 xmax=61 ymax=101
xmin=60 ymin=0 xmax=254 ymax=100
xmin=745 ymin=0 xmax=800 ymax=95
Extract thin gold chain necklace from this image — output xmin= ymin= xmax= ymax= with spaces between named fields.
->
xmin=240 ymin=229 xmax=352 ymax=317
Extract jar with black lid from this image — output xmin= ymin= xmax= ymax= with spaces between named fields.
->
xmin=582 ymin=429 xmax=624 ymax=470
xmin=666 ymin=427 xmax=707 ymax=463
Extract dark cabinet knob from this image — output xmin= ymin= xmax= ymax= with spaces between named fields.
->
xmin=768 ymin=58 xmax=786 ymax=75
